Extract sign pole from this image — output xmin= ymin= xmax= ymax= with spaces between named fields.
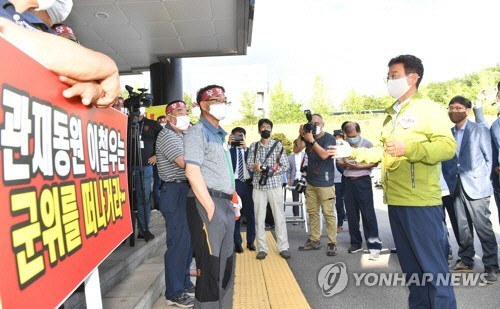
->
xmin=84 ymin=267 xmax=103 ymax=309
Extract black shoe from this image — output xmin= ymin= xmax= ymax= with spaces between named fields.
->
xmin=247 ymin=243 xmax=256 ymax=251
xmin=144 ymin=231 xmax=155 ymax=242
xmin=347 ymin=245 xmax=362 ymax=254
xmin=483 ymin=268 xmax=498 ymax=284
xmin=390 ymin=248 xmax=397 ymax=253
xmin=280 ymin=250 xmax=291 ymax=259
xmin=166 ymin=292 xmax=194 ymax=308
xmin=184 ymin=285 xmax=195 ymax=297
xmin=327 ymin=243 xmax=337 ymax=256
xmin=235 ymin=243 xmax=244 ymax=253
xmin=137 ymin=232 xmax=144 ymax=239
xmin=256 ymin=251 xmax=267 ymax=260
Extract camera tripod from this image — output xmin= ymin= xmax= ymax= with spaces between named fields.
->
xmin=127 ymin=112 xmax=152 ymax=246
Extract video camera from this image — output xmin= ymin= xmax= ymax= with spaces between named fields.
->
xmin=123 ymin=85 xmax=153 ymax=117
xmin=303 ymin=110 xmax=317 ymax=134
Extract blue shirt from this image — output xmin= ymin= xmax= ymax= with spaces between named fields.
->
xmin=452 ymin=120 xmax=468 ymax=157
xmin=184 ymin=117 xmax=234 ymax=194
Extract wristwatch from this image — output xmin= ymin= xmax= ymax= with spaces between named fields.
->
xmin=310 ymin=140 xmax=316 ymax=146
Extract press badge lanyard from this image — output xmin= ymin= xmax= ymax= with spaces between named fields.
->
xmin=139 ymin=121 xmax=144 ymax=148
xmin=216 ymin=134 xmax=235 ymax=187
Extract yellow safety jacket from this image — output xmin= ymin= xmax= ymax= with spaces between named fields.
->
xmin=351 ymin=98 xmax=457 ymax=206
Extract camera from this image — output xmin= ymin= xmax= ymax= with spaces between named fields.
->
xmin=295 ymin=165 xmax=307 ymax=193
xmin=231 ymin=133 xmax=244 ymax=147
xmin=259 ymin=165 xmax=271 ymax=186
xmin=303 ymin=110 xmax=317 ymax=134
xmin=123 ymin=85 xmax=153 ymax=116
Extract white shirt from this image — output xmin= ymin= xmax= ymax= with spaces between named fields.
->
xmin=294 ymin=152 xmax=303 ymax=180
xmin=235 ymin=147 xmax=251 ymax=180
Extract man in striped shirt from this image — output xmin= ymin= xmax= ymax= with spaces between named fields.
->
xmin=156 ymin=100 xmax=195 ymax=307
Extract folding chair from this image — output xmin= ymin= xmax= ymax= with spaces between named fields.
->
xmin=283 ymin=185 xmax=308 ymax=233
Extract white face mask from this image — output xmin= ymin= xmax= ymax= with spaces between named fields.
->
xmin=314 ymin=126 xmax=321 ymax=135
xmin=387 ymin=75 xmax=412 ymax=99
xmin=173 ymin=115 xmax=190 ymax=131
xmin=46 ymin=0 xmax=73 ymax=24
xmin=139 ymin=107 xmax=146 ymax=115
xmin=209 ymin=104 xmax=227 ymax=121
xmin=160 ymin=123 xmax=166 ymax=128
xmin=120 ymin=107 xmax=128 ymax=115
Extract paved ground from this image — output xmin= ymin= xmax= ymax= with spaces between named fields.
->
xmin=283 ymin=183 xmax=500 ymax=309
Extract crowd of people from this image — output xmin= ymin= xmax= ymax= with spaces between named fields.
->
xmin=112 ymin=55 xmax=500 ymax=309
xmin=121 ymin=75 xmax=500 ymax=309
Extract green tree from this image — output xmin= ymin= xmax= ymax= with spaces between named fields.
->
xmin=271 ymin=132 xmax=293 ymax=156
xmin=308 ymin=76 xmax=332 ymax=116
xmin=341 ymin=90 xmax=392 ymax=114
xmin=268 ymin=81 xmax=303 ymax=123
xmin=183 ymin=92 xmax=199 ymax=123
xmin=239 ymin=92 xmax=259 ymax=125
xmin=419 ymin=65 xmax=500 ymax=109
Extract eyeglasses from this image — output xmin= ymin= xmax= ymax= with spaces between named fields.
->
xmin=447 ymin=106 xmax=467 ymax=112
xmin=205 ymin=98 xmax=231 ymax=105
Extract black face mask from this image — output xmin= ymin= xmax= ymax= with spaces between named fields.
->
xmin=260 ymin=130 xmax=271 ymax=139
xmin=449 ymin=112 xmax=467 ymax=124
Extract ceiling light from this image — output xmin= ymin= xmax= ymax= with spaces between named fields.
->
xmin=95 ymin=12 xmax=110 ymax=19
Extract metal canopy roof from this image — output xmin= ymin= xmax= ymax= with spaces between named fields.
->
xmin=65 ymin=0 xmax=254 ymax=74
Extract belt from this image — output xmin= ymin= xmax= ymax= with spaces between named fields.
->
xmin=207 ymin=189 xmax=232 ymax=200
xmin=345 ymin=175 xmax=370 ymax=181
xmin=166 ymin=179 xmax=189 ymax=184
xmin=160 ymin=180 xmax=189 ymax=190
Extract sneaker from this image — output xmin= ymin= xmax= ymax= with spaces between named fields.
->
xmin=256 ymin=251 xmax=267 ymax=260
xmin=184 ymin=286 xmax=195 ymax=297
xmin=368 ymin=252 xmax=380 ymax=261
xmin=451 ymin=260 xmax=473 ymax=273
xmin=483 ymin=269 xmax=498 ymax=284
xmin=327 ymin=243 xmax=337 ymax=256
xmin=137 ymin=232 xmax=144 ymax=239
xmin=279 ymin=250 xmax=291 ymax=259
xmin=247 ymin=243 xmax=256 ymax=251
xmin=167 ymin=292 xmax=194 ymax=308
xmin=298 ymin=239 xmax=321 ymax=251
xmin=235 ymin=243 xmax=244 ymax=253
xmin=348 ymin=245 xmax=362 ymax=254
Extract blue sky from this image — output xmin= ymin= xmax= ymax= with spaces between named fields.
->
xmin=182 ymin=0 xmax=500 ymax=104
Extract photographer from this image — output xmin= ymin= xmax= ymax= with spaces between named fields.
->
xmin=294 ymin=113 xmax=337 ymax=256
xmin=247 ymin=119 xmax=291 ymax=260
xmin=228 ymin=127 xmax=256 ymax=253
xmin=129 ymin=107 xmax=162 ymax=240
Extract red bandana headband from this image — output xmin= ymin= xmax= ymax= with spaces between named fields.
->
xmin=200 ymin=87 xmax=224 ymax=102
xmin=166 ymin=101 xmax=186 ymax=114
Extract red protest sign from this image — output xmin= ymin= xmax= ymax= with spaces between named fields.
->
xmin=0 ymin=37 xmax=132 ymax=308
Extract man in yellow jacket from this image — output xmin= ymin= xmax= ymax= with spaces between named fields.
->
xmin=329 ymin=55 xmax=457 ymax=309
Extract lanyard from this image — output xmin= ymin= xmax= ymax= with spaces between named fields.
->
xmin=216 ymin=134 xmax=235 ymax=187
